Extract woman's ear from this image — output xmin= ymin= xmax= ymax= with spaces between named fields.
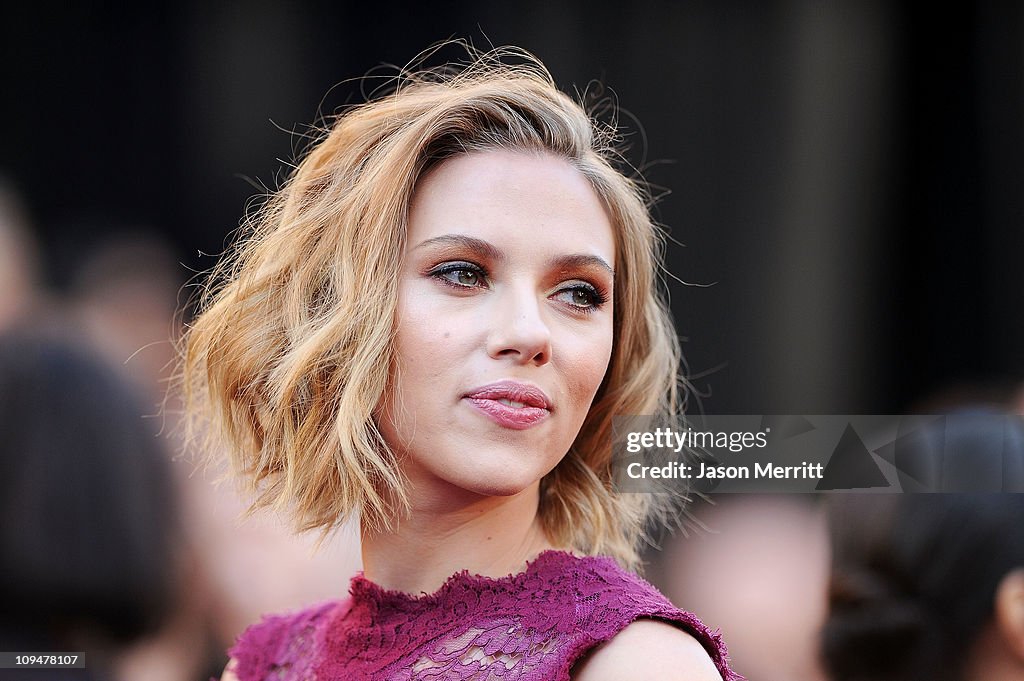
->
xmin=995 ymin=568 xmax=1024 ymax=660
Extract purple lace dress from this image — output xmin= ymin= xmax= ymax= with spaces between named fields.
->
xmin=229 ymin=550 xmax=739 ymax=680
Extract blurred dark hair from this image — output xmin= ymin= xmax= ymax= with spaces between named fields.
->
xmin=824 ymin=490 xmax=1024 ymax=681
xmin=0 ymin=332 xmax=177 ymax=645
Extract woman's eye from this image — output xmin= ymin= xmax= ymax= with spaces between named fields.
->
xmin=430 ymin=263 xmax=487 ymax=289
xmin=553 ymin=284 xmax=605 ymax=311
xmin=452 ymin=269 xmax=481 ymax=286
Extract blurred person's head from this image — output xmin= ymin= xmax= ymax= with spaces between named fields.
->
xmin=825 ymin=492 xmax=1024 ymax=681
xmin=0 ymin=332 xmax=178 ymax=654
xmin=0 ymin=178 xmax=40 ymax=330
xmin=70 ymin=232 xmax=184 ymax=392
xmin=655 ymin=496 xmax=830 ymax=681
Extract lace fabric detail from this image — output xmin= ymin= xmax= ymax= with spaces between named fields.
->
xmin=230 ymin=551 xmax=741 ymax=681
xmin=229 ymin=601 xmax=335 ymax=680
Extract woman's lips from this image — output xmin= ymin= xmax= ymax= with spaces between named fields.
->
xmin=464 ymin=381 xmax=551 ymax=430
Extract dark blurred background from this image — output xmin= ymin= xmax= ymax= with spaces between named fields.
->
xmin=2 ymin=4 xmax=1022 ymax=680
xmin=3 ymin=0 xmax=1023 ymax=414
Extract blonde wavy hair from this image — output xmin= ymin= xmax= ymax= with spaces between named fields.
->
xmin=181 ymin=48 xmax=682 ymax=570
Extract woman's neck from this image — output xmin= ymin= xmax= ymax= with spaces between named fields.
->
xmin=360 ymin=482 xmax=555 ymax=595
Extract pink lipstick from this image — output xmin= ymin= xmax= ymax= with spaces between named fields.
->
xmin=464 ymin=381 xmax=552 ymax=430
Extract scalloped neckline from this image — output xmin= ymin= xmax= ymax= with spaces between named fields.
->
xmin=350 ymin=549 xmax=594 ymax=606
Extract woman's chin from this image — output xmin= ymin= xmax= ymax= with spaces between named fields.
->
xmin=444 ymin=469 xmax=543 ymax=500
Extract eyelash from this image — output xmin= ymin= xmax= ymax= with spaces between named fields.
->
xmin=431 ymin=261 xmax=489 ymax=290
xmin=428 ymin=261 xmax=608 ymax=314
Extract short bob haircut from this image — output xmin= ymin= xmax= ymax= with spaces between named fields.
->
xmin=182 ymin=48 xmax=681 ymax=570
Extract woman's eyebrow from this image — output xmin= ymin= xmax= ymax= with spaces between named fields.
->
xmin=549 ymin=254 xmax=614 ymax=277
xmin=412 ymin=234 xmax=503 ymax=262
xmin=413 ymin=234 xmax=613 ymax=276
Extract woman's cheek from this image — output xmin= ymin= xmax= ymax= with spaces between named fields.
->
xmin=572 ymin=328 xmax=614 ymax=394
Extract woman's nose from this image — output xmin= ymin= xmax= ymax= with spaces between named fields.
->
xmin=485 ymin=287 xmax=552 ymax=366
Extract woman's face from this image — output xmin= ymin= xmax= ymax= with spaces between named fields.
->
xmin=377 ymin=149 xmax=615 ymax=503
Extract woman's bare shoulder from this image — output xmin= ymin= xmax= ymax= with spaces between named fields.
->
xmin=220 ymin=658 xmax=239 ymax=681
xmin=573 ymin=619 xmax=722 ymax=681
